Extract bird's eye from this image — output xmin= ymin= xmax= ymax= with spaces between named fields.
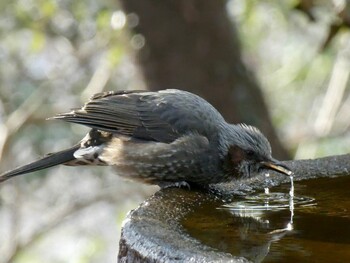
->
xmin=245 ymin=150 xmax=255 ymax=158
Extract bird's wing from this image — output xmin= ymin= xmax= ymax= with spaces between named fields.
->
xmin=53 ymin=89 xmax=224 ymax=143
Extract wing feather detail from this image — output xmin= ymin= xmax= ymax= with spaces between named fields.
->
xmin=53 ymin=89 xmax=224 ymax=143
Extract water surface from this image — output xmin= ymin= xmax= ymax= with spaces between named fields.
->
xmin=182 ymin=176 xmax=350 ymax=262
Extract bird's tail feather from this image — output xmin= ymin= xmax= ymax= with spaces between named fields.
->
xmin=0 ymin=145 xmax=80 ymax=183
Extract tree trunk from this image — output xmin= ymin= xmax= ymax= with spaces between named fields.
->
xmin=120 ymin=0 xmax=289 ymax=159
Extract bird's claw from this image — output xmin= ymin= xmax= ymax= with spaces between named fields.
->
xmin=159 ymin=181 xmax=191 ymax=190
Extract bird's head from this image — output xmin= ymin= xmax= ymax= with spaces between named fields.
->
xmin=222 ymin=124 xmax=292 ymax=178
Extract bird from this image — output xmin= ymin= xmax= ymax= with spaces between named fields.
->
xmin=0 ymin=89 xmax=292 ymax=187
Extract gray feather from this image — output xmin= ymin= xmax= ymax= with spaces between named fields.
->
xmin=53 ymin=89 xmax=225 ymax=143
xmin=0 ymin=145 xmax=79 ymax=183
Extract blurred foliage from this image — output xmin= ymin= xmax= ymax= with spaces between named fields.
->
xmin=0 ymin=1 xmax=153 ymax=263
xmin=0 ymin=0 xmax=350 ymax=262
xmin=228 ymin=0 xmax=350 ymax=158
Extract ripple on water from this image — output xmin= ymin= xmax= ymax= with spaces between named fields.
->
xmin=222 ymin=192 xmax=316 ymax=211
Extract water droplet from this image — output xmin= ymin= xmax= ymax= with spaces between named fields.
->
xmin=289 ymin=175 xmax=294 ymax=197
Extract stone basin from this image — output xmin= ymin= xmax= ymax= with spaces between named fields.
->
xmin=118 ymin=154 xmax=350 ymax=262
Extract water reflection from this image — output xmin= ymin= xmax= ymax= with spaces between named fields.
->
xmin=220 ymin=175 xmax=315 ymax=262
xmin=182 ymin=176 xmax=350 ymax=262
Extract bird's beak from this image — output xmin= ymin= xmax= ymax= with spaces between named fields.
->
xmin=260 ymin=159 xmax=293 ymax=176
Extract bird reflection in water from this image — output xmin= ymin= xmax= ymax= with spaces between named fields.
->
xmin=221 ymin=174 xmax=315 ymax=262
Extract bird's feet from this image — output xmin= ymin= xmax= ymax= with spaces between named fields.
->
xmin=158 ymin=181 xmax=191 ymax=190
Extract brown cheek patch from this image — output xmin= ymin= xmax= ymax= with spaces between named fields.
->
xmin=229 ymin=146 xmax=245 ymax=164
